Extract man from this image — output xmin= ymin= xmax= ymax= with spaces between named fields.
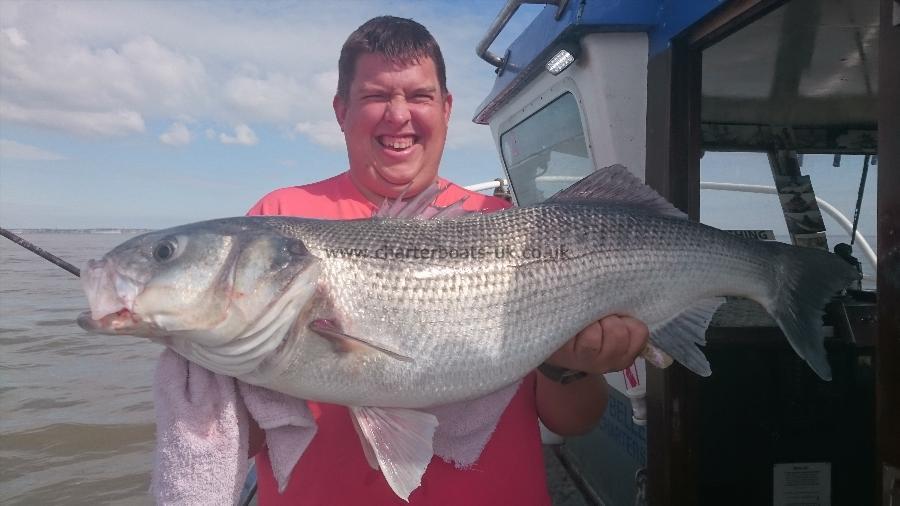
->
xmin=248 ymin=16 xmax=649 ymax=505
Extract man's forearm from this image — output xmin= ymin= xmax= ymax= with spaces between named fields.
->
xmin=535 ymin=371 xmax=608 ymax=436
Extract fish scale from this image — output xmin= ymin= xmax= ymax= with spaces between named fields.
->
xmin=77 ymin=166 xmax=859 ymax=501
xmin=79 ymin=166 xmax=858 ymax=408
xmin=247 ymin=204 xmax=778 ymax=408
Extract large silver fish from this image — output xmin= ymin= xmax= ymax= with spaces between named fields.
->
xmin=77 ymin=165 xmax=858 ymax=499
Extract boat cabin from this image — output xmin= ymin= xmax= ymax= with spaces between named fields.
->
xmin=473 ymin=0 xmax=897 ymax=504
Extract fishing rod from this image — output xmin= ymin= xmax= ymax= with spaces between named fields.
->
xmin=0 ymin=227 xmax=81 ymax=277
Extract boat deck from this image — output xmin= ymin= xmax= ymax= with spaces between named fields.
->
xmin=544 ymin=445 xmax=593 ymax=505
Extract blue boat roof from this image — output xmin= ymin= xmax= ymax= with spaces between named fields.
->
xmin=473 ymin=0 xmax=726 ymax=124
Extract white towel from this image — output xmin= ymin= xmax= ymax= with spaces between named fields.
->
xmin=150 ymin=349 xmax=518 ymax=503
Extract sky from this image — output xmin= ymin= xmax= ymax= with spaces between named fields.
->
xmin=0 ymin=0 xmax=544 ymax=229
xmin=0 ymin=0 xmax=878 ymax=248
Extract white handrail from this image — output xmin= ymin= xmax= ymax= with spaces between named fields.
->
xmin=464 ymin=179 xmax=877 ymax=270
xmin=700 ymin=182 xmax=877 ymax=269
xmin=464 ymin=180 xmax=504 ymax=192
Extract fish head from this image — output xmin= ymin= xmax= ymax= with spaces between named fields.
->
xmin=77 ymin=220 xmax=320 ymax=353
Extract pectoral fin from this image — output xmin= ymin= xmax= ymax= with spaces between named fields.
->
xmin=349 ymin=406 xmax=438 ymax=502
xmin=308 ymin=319 xmax=413 ymax=362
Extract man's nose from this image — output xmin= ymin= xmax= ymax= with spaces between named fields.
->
xmin=383 ymin=97 xmax=411 ymax=124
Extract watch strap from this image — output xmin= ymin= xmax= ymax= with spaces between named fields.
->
xmin=537 ymin=363 xmax=589 ymax=384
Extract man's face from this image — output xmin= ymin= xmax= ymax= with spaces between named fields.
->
xmin=334 ymin=53 xmax=452 ymax=202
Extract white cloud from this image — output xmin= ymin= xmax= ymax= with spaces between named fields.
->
xmin=0 ymin=1 xmax=515 ymax=150
xmin=0 ymin=100 xmax=145 ymax=136
xmin=223 ymin=73 xmax=303 ymax=124
xmin=219 ymin=123 xmax=258 ymax=146
xmin=445 ymin=120 xmax=495 ymax=151
xmin=0 ymin=26 xmax=196 ymax=136
xmin=159 ymin=122 xmax=191 ymax=146
xmin=0 ymin=138 xmax=65 ymax=160
xmin=294 ymin=121 xmax=344 ymax=149
xmin=1 ymin=27 xmax=28 ymax=47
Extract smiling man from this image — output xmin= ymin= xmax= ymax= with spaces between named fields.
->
xmin=247 ymin=16 xmax=648 ymax=505
xmin=335 ymin=49 xmax=450 ymax=204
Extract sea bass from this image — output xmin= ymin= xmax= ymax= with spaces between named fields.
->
xmin=77 ymin=165 xmax=858 ymax=499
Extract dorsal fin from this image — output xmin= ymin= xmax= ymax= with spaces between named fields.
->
xmin=375 ymin=182 xmax=472 ymax=220
xmin=546 ymin=164 xmax=687 ymax=219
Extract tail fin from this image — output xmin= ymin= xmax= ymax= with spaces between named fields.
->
xmin=762 ymin=242 xmax=860 ymax=380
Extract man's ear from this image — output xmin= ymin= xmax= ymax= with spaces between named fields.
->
xmin=443 ymin=92 xmax=453 ymax=126
xmin=333 ymin=94 xmax=347 ymax=131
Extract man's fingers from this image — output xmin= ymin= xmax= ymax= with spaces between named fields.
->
xmin=597 ymin=316 xmax=647 ymax=371
xmin=572 ymin=321 xmax=604 ymax=364
xmin=599 ymin=316 xmax=629 ymax=355
xmin=621 ymin=316 xmax=650 ymax=358
xmin=575 ymin=321 xmax=603 ymax=345
xmin=547 ymin=315 xmax=652 ymax=374
xmin=599 ymin=315 xmax=625 ymax=340
xmin=545 ymin=323 xmax=590 ymax=368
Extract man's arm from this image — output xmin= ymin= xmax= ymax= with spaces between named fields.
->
xmin=535 ymin=316 xmax=649 ymax=436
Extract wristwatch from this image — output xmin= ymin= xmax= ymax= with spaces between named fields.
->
xmin=537 ymin=362 xmax=589 ymax=384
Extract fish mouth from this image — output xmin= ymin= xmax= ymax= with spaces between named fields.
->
xmin=78 ymin=308 xmax=137 ymax=333
xmin=76 ymin=308 xmax=167 ymax=337
xmin=78 ymin=257 xmax=150 ymax=334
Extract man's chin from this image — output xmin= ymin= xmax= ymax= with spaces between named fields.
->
xmin=374 ymin=167 xmax=434 ymax=195
xmin=348 ymin=161 xmax=438 ymax=200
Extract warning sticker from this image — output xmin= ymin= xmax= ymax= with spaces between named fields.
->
xmin=773 ymin=462 xmax=831 ymax=506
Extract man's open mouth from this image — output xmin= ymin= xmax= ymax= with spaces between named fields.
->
xmin=377 ymin=135 xmax=417 ymax=151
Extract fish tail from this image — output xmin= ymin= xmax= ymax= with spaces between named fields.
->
xmin=761 ymin=242 xmax=859 ymax=380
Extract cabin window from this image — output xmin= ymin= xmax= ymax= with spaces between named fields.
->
xmin=499 ymin=92 xmax=591 ymax=206
xmin=700 ymin=151 xmax=877 ymax=289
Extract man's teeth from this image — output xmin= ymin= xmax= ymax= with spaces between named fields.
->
xmin=379 ymin=136 xmax=414 ymax=149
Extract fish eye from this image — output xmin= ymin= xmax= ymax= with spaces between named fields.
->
xmin=152 ymin=238 xmax=178 ymax=262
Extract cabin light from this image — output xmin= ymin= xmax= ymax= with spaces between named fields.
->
xmin=545 ymin=41 xmax=580 ymax=75
xmin=546 ymin=49 xmax=575 ymax=75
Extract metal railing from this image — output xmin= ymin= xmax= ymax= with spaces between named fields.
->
xmin=700 ymin=182 xmax=877 ymax=270
xmin=476 ymin=0 xmax=568 ymax=68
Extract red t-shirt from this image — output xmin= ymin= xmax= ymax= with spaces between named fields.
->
xmin=247 ymin=172 xmax=550 ymax=505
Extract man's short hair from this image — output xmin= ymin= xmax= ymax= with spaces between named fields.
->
xmin=337 ymin=16 xmax=448 ymax=100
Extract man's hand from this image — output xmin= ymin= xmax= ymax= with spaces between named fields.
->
xmin=535 ymin=315 xmax=650 ymax=436
xmin=546 ymin=315 xmax=649 ymax=375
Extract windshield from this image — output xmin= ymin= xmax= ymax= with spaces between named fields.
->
xmin=499 ymin=93 xmax=592 ymax=206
